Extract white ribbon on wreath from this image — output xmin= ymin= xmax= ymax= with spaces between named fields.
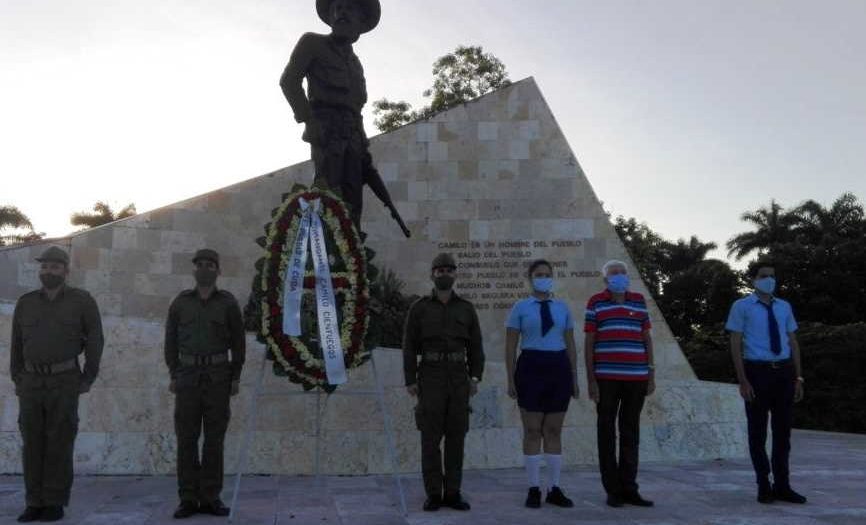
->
xmin=282 ymin=197 xmax=347 ymax=385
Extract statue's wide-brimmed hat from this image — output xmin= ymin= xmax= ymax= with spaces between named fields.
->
xmin=316 ymin=0 xmax=381 ymax=33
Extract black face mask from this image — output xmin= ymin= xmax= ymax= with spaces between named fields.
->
xmin=434 ymin=275 xmax=455 ymax=291
xmin=195 ymin=268 xmax=218 ymax=287
xmin=39 ymin=273 xmax=65 ymax=290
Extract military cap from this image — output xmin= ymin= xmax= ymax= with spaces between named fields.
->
xmin=316 ymin=0 xmax=381 ymax=34
xmin=431 ymin=253 xmax=457 ymax=270
xmin=35 ymin=246 xmax=70 ymax=266
xmin=192 ymin=248 xmax=220 ymax=267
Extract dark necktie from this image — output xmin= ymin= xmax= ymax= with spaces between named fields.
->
xmin=539 ymin=300 xmax=553 ymax=337
xmin=758 ymin=301 xmax=782 ymax=355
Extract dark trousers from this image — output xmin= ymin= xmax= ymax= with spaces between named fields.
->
xmin=596 ymin=379 xmax=647 ymax=496
xmin=414 ymin=364 xmax=471 ymax=498
xmin=744 ymin=361 xmax=795 ymax=489
xmin=174 ymin=369 xmax=232 ymax=504
xmin=310 ymin=106 xmax=372 ymax=228
xmin=16 ymin=371 xmax=81 ymax=507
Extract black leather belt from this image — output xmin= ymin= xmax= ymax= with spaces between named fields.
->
xmin=179 ymin=353 xmax=229 ymax=366
xmin=744 ymin=358 xmax=792 ymax=369
xmin=24 ymin=358 xmax=78 ymax=375
xmin=422 ymin=352 xmax=465 ymax=363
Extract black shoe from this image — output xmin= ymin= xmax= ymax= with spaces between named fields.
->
xmin=606 ymin=493 xmax=624 ymax=508
xmin=199 ymin=499 xmax=230 ymax=516
xmin=173 ymin=501 xmax=199 ymax=519
xmin=443 ymin=492 xmax=471 ymax=511
xmin=525 ymin=487 xmax=542 ymax=508
xmin=773 ymin=486 xmax=807 ymax=504
xmin=38 ymin=506 xmax=63 ymax=522
xmin=622 ymin=492 xmax=654 ymax=507
xmin=422 ymin=495 xmax=442 ymax=512
xmin=757 ymin=484 xmax=774 ymax=504
xmin=545 ymin=486 xmax=574 ymax=508
xmin=16 ymin=507 xmax=41 ymax=523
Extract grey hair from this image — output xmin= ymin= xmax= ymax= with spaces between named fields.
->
xmin=602 ymin=259 xmax=628 ymax=276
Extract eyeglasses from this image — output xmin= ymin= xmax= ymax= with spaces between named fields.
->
xmin=433 ymin=267 xmax=456 ymax=274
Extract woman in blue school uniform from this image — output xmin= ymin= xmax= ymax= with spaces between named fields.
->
xmin=505 ymin=259 xmax=580 ymax=509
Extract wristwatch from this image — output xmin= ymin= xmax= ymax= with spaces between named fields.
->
xmin=470 ymin=376 xmax=480 ymax=383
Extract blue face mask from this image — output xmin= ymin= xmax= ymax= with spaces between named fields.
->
xmin=607 ymin=273 xmax=629 ymax=293
xmin=532 ymin=277 xmax=554 ymax=293
xmin=754 ymin=276 xmax=776 ymax=295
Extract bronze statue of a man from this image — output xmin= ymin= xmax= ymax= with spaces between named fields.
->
xmin=281 ymin=0 xmax=409 ymax=236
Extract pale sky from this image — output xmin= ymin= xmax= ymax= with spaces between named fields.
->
xmin=2 ymin=0 xmax=865 ymax=263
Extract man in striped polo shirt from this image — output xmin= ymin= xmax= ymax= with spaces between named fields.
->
xmin=584 ymin=259 xmax=655 ymax=508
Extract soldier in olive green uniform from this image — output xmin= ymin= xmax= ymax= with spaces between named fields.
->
xmin=164 ymin=249 xmax=246 ymax=519
xmin=403 ymin=253 xmax=485 ymax=512
xmin=10 ymin=246 xmax=104 ymax=523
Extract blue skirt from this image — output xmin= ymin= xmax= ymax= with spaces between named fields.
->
xmin=515 ymin=349 xmax=573 ymax=414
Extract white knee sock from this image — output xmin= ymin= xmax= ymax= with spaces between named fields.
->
xmin=524 ymin=454 xmax=542 ymax=488
xmin=545 ymin=454 xmax=563 ymax=488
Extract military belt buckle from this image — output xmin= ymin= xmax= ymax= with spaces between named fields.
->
xmin=770 ymin=360 xmax=782 ymax=369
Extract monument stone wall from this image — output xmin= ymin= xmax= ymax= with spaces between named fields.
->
xmin=0 ymin=78 xmax=746 ymax=475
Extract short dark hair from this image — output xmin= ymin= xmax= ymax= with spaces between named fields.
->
xmin=748 ymin=258 xmax=775 ymax=279
xmin=527 ymin=259 xmax=552 ymax=278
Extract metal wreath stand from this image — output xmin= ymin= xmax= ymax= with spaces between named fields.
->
xmin=228 ymin=346 xmax=408 ymax=522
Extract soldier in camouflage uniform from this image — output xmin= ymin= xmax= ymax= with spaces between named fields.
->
xmin=165 ymin=249 xmax=246 ymax=519
xmin=10 ymin=246 xmax=104 ymax=523
xmin=403 ymin=253 xmax=485 ymax=512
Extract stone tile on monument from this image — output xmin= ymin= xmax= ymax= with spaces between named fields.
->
xmin=77 ymin=227 xmax=114 ymax=250
xmin=111 ymin=227 xmax=138 ymax=251
xmin=160 ymin=230 xmax=206 ymax=253
xmin=463 ymin=430 xmax=489 ymax=469
xmin=427 ymin=142 xmax=448 ymax=162
xmin=73 ymin=432 xmax=110 ymax=474
xmin=70 ymin=246 xmax=106 ymax=270
xmin=0 ymin=396 xmax=17 ymax=432
xmin=81 ymin=387 xmax=162 ymax=433
xmin=445 ymin=138 xmax=481 ymax=162
xmin=407 ymin=181 xmax=429 ymax=202
xmin=122 ymin=294 xmax=172 ymax=320
xmin=100 ymin=432 xmax=151 ymax=474
xmin=562 ymin=425 xmax=598 ymax=465
xmin=321 ymin=431 xmax=370 ymax=474
xmin=434 ymin=199 xmax=477 ymax=221
xmin=378 ymin=162 xmax=398 ymax=182
xmin=482 ymin=426 xmax=523 ymax=468
xmin=439 ymin=120 xmax=476 ymax=142
xmin=320 ymin=395 xmax=382 ymax=432
xmin=372 ymin=140 xmax=407 ymax=163
xmin=415 ymin=123 xmax=437 ymax=143
xmin=407 ymin=142 xmax=427 ymax=162
xmin=16 ymin=262 xmax=39 ymax=288
xmin=478 ymin=122 xmax=499 ymax=141
xmin=365 ymin=429 xmax=420 ymax=474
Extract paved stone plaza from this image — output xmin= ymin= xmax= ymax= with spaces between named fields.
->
xmin=0 ymin=430 xmax=863 ymax=524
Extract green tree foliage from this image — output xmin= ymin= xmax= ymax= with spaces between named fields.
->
xmin=0 ymin=205 xmax=43 ymax=246
xmin=734 ymin=193 xmax=866 ymax=324
xmin=683 ymin=322 xmax=866 ymax=434
xmin=613 ymin=216 xmax=739 ymax=339
xmin=372 ymin=45 xmax=511 ymax=133
xmin=70 ymin=201 xmax=136 ymax=229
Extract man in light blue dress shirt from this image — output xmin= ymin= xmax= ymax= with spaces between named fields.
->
xmin=726 ymin=261 xmax=806 ymax=505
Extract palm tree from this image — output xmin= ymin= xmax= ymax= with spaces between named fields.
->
xmin=726 ymin=199 xmax=797 ymax=260
xmin=663 ymin=236 xmax=718 ymax=275
xmin=0 ymin=205 xmax=41 ymax=246
xmin=792 ymin=192 xmax=864 ymax=244
xmin=70 ymin=201 xmax=136 ymax=229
